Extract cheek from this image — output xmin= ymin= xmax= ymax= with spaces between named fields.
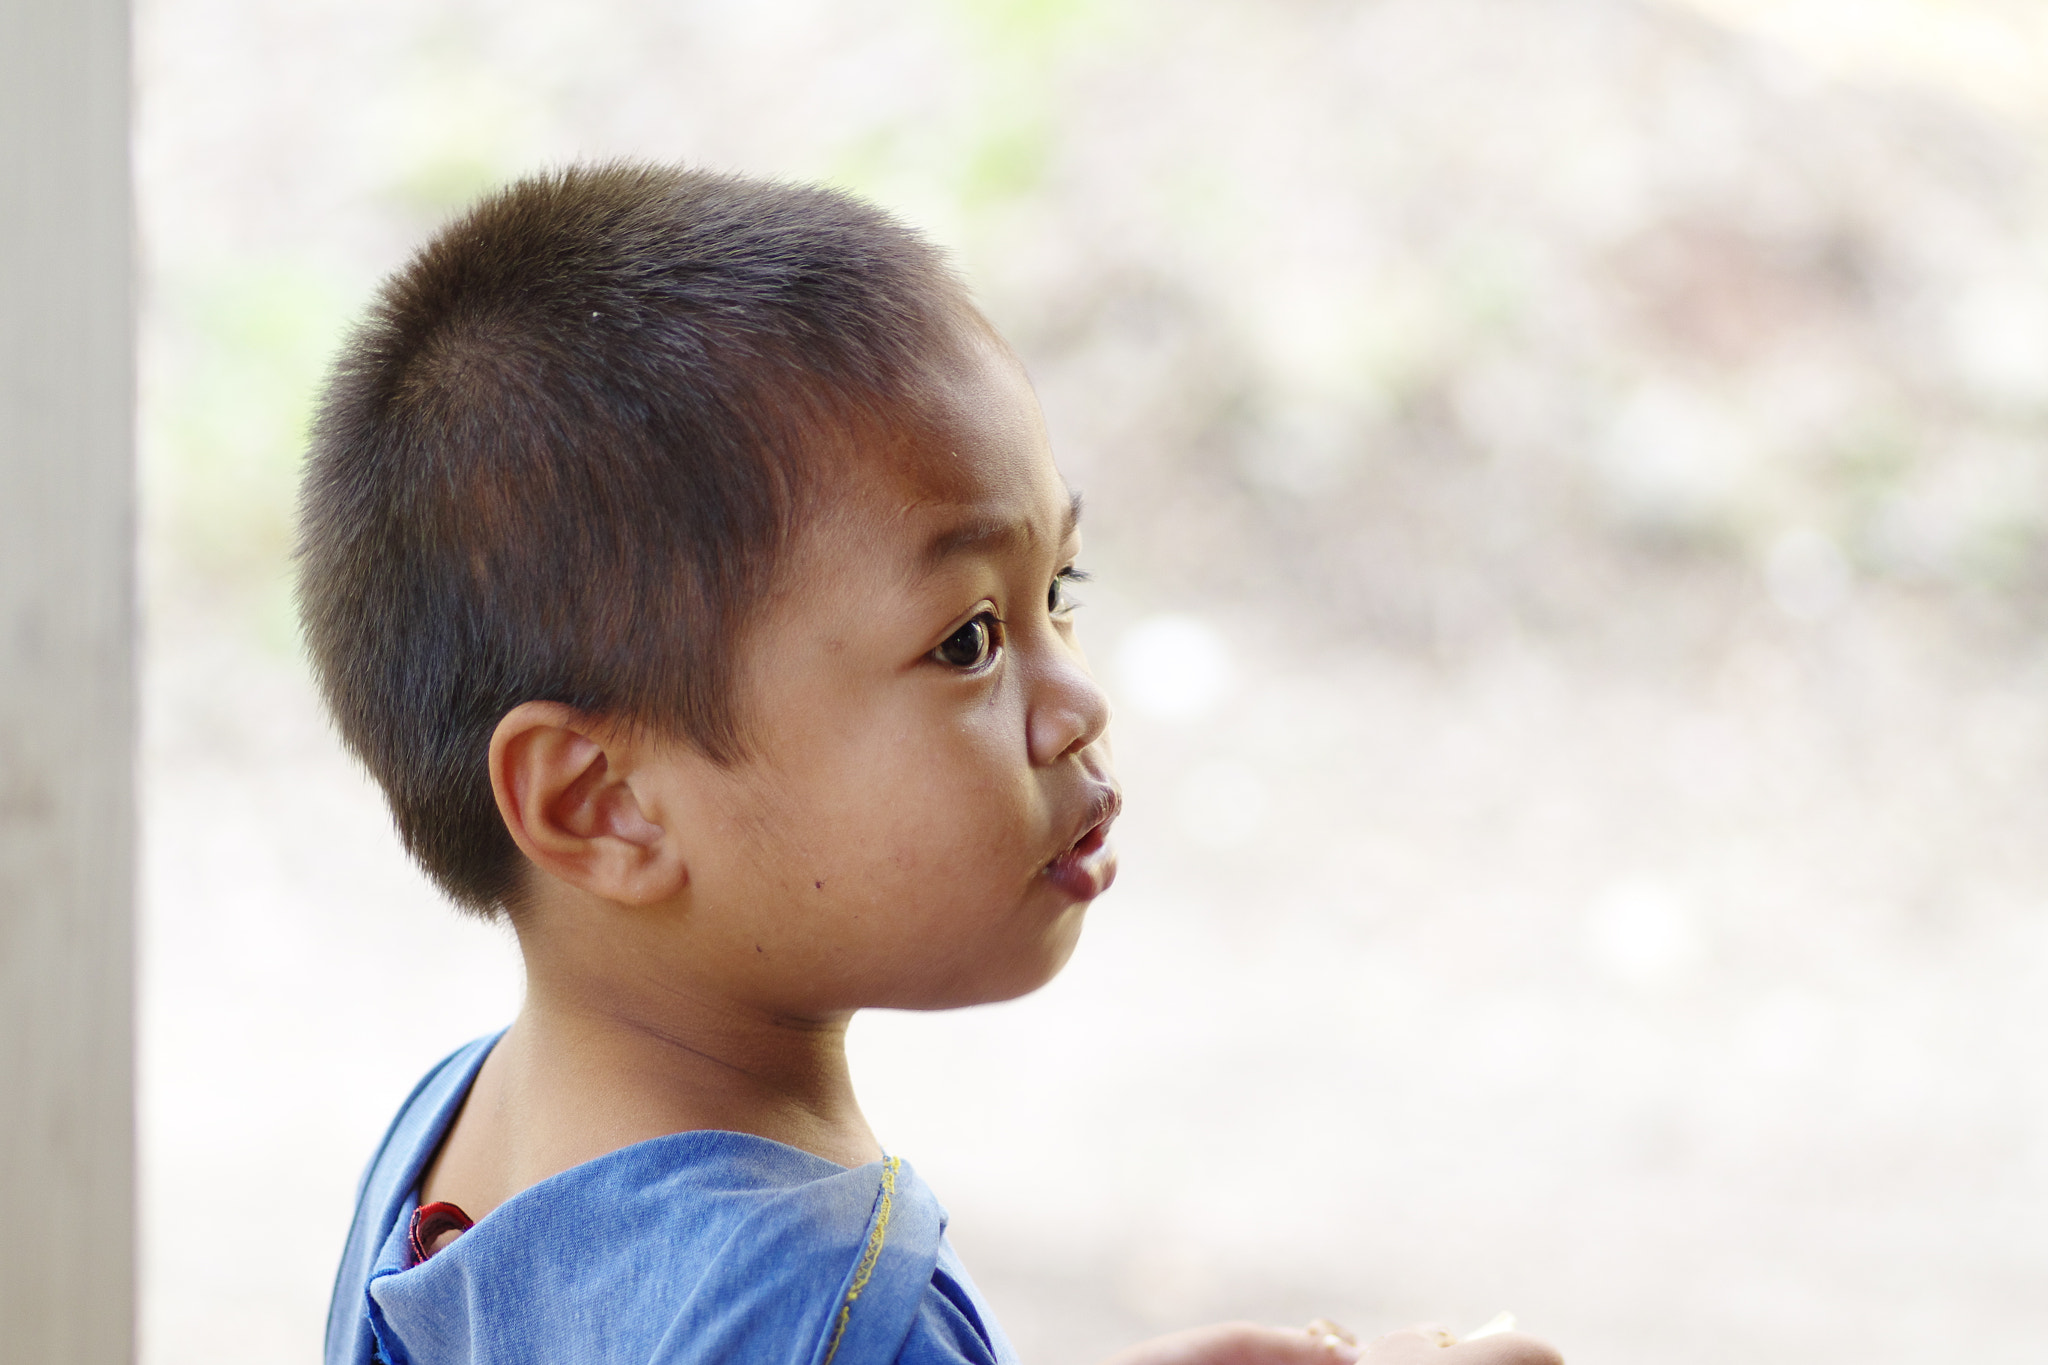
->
xmin=700 ymin=705 xmax=1082 ymax=1008
xmin=765 ymin=701 xmax=1045 ymax=911
xmin=826 ymin=727 xmax=1037 ymax=892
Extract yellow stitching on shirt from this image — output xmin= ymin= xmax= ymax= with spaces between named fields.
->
xmin=821 ymin=1157 xmax=900 ymax=1365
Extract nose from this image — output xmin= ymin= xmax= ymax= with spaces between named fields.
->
xmin=1027 ymin=643 xmax=1111 ymax=766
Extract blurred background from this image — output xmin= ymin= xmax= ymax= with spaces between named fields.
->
xmin=138 ymin=1 xmax=2048 ymax=1362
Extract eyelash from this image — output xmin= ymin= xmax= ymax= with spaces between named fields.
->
xmin=930 ymin=567 xmax=1090 ymax=672
xmin=1049 ymin=566 xmax=1089 ymax=616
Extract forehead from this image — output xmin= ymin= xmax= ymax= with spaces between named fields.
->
xmin=816 ymin=329 xmax=1075 ymax=572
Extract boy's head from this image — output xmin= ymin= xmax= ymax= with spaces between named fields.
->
xmin=299 ymin=163 xmax=982 ymax=915
xmin=299 ymin=164 xmax=1116 ymax=1004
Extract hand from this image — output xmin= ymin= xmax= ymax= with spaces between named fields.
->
xmin=1358 ymin=1326 xmax=1562 ymax=1364
xmin=1098 ymin=1321 xmax=1361 ymax=1365
xmin=1097 ymin=1320 xmax=1564 ymax=1365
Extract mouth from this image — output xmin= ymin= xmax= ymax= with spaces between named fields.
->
xmin=1043 ymin=785 xmax=1121 ymax=902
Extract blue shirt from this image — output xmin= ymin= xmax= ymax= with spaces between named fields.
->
xmin=326 ymin=1034 xmax=1020 ymax=1365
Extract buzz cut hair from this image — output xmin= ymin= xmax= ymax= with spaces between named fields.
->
xmin=296 ymin=162 xmax=970 ymax=916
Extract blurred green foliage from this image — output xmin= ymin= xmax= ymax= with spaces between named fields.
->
xmin=138 ymin=0 xmax=2048 ymax=660
xmin=146 ymin=260 xmax=353 ymax=645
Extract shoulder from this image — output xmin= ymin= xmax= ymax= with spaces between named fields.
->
xmin=367 ymin=1136 xmax=959 ymax=1365
xmin=326 ymin=1034 xmax=502 ymax=1365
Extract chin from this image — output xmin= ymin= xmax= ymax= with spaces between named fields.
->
xmin=892 ymin=904 xmax=1090 ymax=1011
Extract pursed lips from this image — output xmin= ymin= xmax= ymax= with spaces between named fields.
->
xmin=1040 ymin=781 xmax=1122 ymax=901
xmin=1056 ymin=780 xmax=1120 ymax=854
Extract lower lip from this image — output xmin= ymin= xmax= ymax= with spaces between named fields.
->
xmin=1044 ymin=822 xmax=1117 ymax=901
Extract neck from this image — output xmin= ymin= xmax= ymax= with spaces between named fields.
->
xmin=517 ymin=966 xmax=875 ymax=1156
xmin=419 ymin=920 xmax=882 ymax=1220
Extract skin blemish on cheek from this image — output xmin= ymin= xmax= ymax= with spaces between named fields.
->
xmin=814 ymin=880 xmax=824 ymax=890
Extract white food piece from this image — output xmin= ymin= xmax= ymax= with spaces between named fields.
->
xmin=1463 ymin=1312 xmax=1517 ymax=1340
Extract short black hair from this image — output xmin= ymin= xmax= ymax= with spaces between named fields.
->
xmin=296 ymin=162 xmax=968 ymax=915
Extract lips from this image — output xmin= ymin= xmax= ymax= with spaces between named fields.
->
xmin=1043 ymin=785 xmax=1121 ymax=902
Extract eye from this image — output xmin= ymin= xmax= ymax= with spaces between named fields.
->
xmin=1048 ymin=566 xmax=1090 ymax=616
xmin=933 ymin=612 xmax=1001 ymax=670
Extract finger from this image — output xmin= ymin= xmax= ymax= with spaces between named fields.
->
xmin=1305 ymin=1319 xmax=1359 ymax=1348
xmin=1099 ymin=1322 xmax=1363 ymax=1365
xmin=1243 ymin=1324 xmax=1362 ymax=1364
xmin=1441 ymin=1333 xmax=1564 ymax=1365
xmin=1360 ymin=1329 xmax=1456 ymax=1362
xmin=1214 ymin=1323 xmax=1361 ymax=1364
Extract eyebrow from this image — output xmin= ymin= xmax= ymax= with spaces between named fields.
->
xmin=920 ymin=489 xmax=1083 ymax=569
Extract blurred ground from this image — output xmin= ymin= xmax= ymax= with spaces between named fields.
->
xmin=139 ymin=2 xmax=2048 ymax=1362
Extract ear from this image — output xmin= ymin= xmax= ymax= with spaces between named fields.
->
xmin=488 ymin=702 xmax=687 ymax=905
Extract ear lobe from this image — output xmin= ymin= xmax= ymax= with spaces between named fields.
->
xmin=489 ymin=702 xmax=688 ymax=905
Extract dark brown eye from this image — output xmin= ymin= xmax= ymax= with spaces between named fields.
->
xmin=934 ymin=614 xmax=998 ymax=669
xmin=1048 ymin=566 xmax=1089 ymax=615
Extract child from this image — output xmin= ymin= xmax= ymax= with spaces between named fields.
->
xmin=300 ymin=163 xmax=1562 ymax=1365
